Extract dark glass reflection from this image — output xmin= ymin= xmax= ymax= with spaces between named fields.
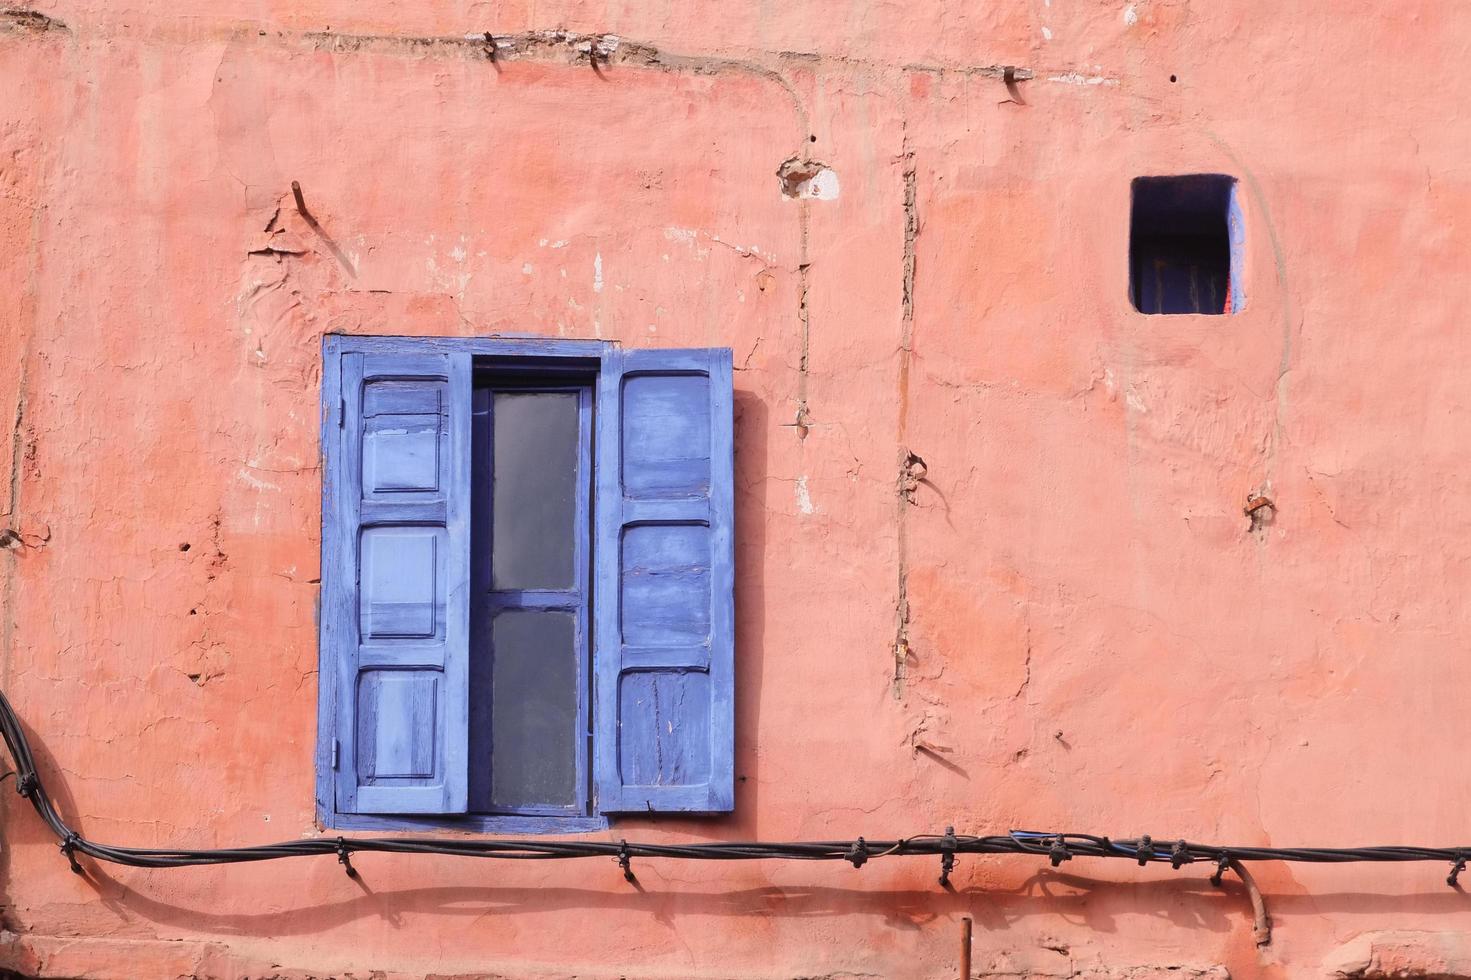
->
xmin=489 ymin=610 xmax=578 ymax=809
xmin=492 ymin=392 xmax=579 ymax=590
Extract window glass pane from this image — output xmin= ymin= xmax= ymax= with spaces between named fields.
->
xmin=491 ymin=392 xmax=579 ymax=590
xmin=489 ymin=609 xmax=579 ymax=809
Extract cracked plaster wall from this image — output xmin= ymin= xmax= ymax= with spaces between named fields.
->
xmin=2 ymin=2 xmax=1471 ymax=978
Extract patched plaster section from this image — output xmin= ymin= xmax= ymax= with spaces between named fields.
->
xmin=795 ymin=475 xmax=815 ymax=515
xmin=778 ymin=158 xmax=840 ymax=201
xmin=1049 ymin=72 xmax=1120 ymax=86
xmin=1327 ymin=930 xmax=1471 ymax=978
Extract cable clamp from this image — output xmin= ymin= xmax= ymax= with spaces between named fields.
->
xmin=1135 ymin=835 xmax=1154 ymax=866
xmin=16 ymin=772 xmax=37 ymax=798
xmin=1170 ymin=840 xmax=1192 ymax=870
xmin=59 ymin=832 xmax=82 ymax=874
xmin=1210 ymin=852 xmax=1231 ymax=887
xmin=1449 ymin=851 xmax=1466 ymax=889
xmin=618 ymin=840 xmax=636 ymax=883
xmin=336 ymin=837 xmax=358 ymax=879
xmin=617 ymin=841 xmax=635 ymax=882
xmin=939 ymin=826 xmax=957 ymax=888
xmin=1048 ymin=838 xmax=1072 ymax=868
xmin=846 ymin=837 xmax=869 ymax=869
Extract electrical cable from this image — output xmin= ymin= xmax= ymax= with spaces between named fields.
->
xmin=2 ymin=688 xmax=1468 ymax=887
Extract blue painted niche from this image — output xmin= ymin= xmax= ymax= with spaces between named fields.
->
xmin=1129 ymin=174 xmax=1245 ymax=315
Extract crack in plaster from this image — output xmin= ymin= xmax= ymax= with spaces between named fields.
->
xmin=1 ymin=170 xmax=46 ymax=702
xmin=0 ymin=10 xmax=1140 ymax=126
xmin=892 ymin=148 xmax=919 ymax=699
xmin=793 ymin=251 xmax=812 ymax=437
xmin=0 ymin=8 xmax=67 ymax=34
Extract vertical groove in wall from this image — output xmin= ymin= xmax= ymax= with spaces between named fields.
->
xmin=2 ymin=201 xmax=42 ymax=695
xmin=794 ymin=202 xmax=812 ymax=438
xmin=0 ymin=282 xmax=33 ymax=917
xmin=893 ymin=143 xmax=918 ymax=699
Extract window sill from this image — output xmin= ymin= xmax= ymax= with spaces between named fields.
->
xmin=321 ymin=811 xmax=610 ymax=835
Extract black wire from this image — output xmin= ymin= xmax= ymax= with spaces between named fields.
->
xmin=2 ymin=688 xmax=1468 ymax=882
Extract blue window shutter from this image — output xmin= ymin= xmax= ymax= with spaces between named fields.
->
xmin=326 ymin=349 xmax=472 ymax=815
xmin=594 ymin=347 xmax=735 ymax=813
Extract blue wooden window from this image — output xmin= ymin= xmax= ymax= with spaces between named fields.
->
xmin=318 ymin=337 xmax=734 ymax=833
xmin=1130 ymin=174 xmax=1245 ymax=315
xmin=593 ymin=348 xmax=735 ymax=814
xmin=326 ymin=351 xmax=473 ymax=818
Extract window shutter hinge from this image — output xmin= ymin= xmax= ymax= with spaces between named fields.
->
xmin=331 ymin=739 xmax=340 ymax=769
xmin=338 ymin=398 xmax=346 ymax=428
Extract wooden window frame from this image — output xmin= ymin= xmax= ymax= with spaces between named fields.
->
xmin=317 ymin=335 xmax=734 ymax=835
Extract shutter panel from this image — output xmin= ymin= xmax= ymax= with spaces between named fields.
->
xmin=594 ymin=347 xmax=735 ymax=813
xmin=327 ymin=350 xmax=472 ymax=814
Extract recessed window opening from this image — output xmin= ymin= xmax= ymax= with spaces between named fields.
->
xmin=1130 ymin=174 xmax=1244 ymax=315
xmin=469 ymin=364 xmax=596 ymax=820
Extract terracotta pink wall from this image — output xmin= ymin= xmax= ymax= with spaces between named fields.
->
xmin=3 ymin=2 xmax=1471 ymax=977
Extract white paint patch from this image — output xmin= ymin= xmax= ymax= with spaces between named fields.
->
xmin=1042 ymin=26 xmax=1053 ymax=40
xmin=663 ymin=226 xmax=712 ymax=259
xmin=804 ymin=168 xmax=840 ymax=200
xmin=450 ymin=245 xmax=467 ymax=263
xmin=1125 ymin=387 xmax=1149 ymax=414
xmin=247 ymin=455 xmax=295 ymax=471
xmin=712 ymin=234 xmax=769 ymax=259
xmin=237 ymin=468 xmax=280 ymax=493
xmin=795 ymin=476 xmax=815 ymax=515
xmin=549 ymin=239 xmax=569 ymax=249
xmin=425 ymin=254 xmax=471 ymax=299
xmin=1123 ymin=4 xmax=1138 ymax=25
xmin=593 ymin=252 xmax=604 ymax=293
xmin=522 ymin=262 xmax=534 ymax=275
xmin=1048 ymin=72 xmax=1120 ymax=86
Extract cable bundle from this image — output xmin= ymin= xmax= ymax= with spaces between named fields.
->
xmin=2 ymin=688 xmax=1467 ymax=888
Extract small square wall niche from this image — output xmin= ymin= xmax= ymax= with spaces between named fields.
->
xmin=1129 ymin=174 xmax=1245 ymax=315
